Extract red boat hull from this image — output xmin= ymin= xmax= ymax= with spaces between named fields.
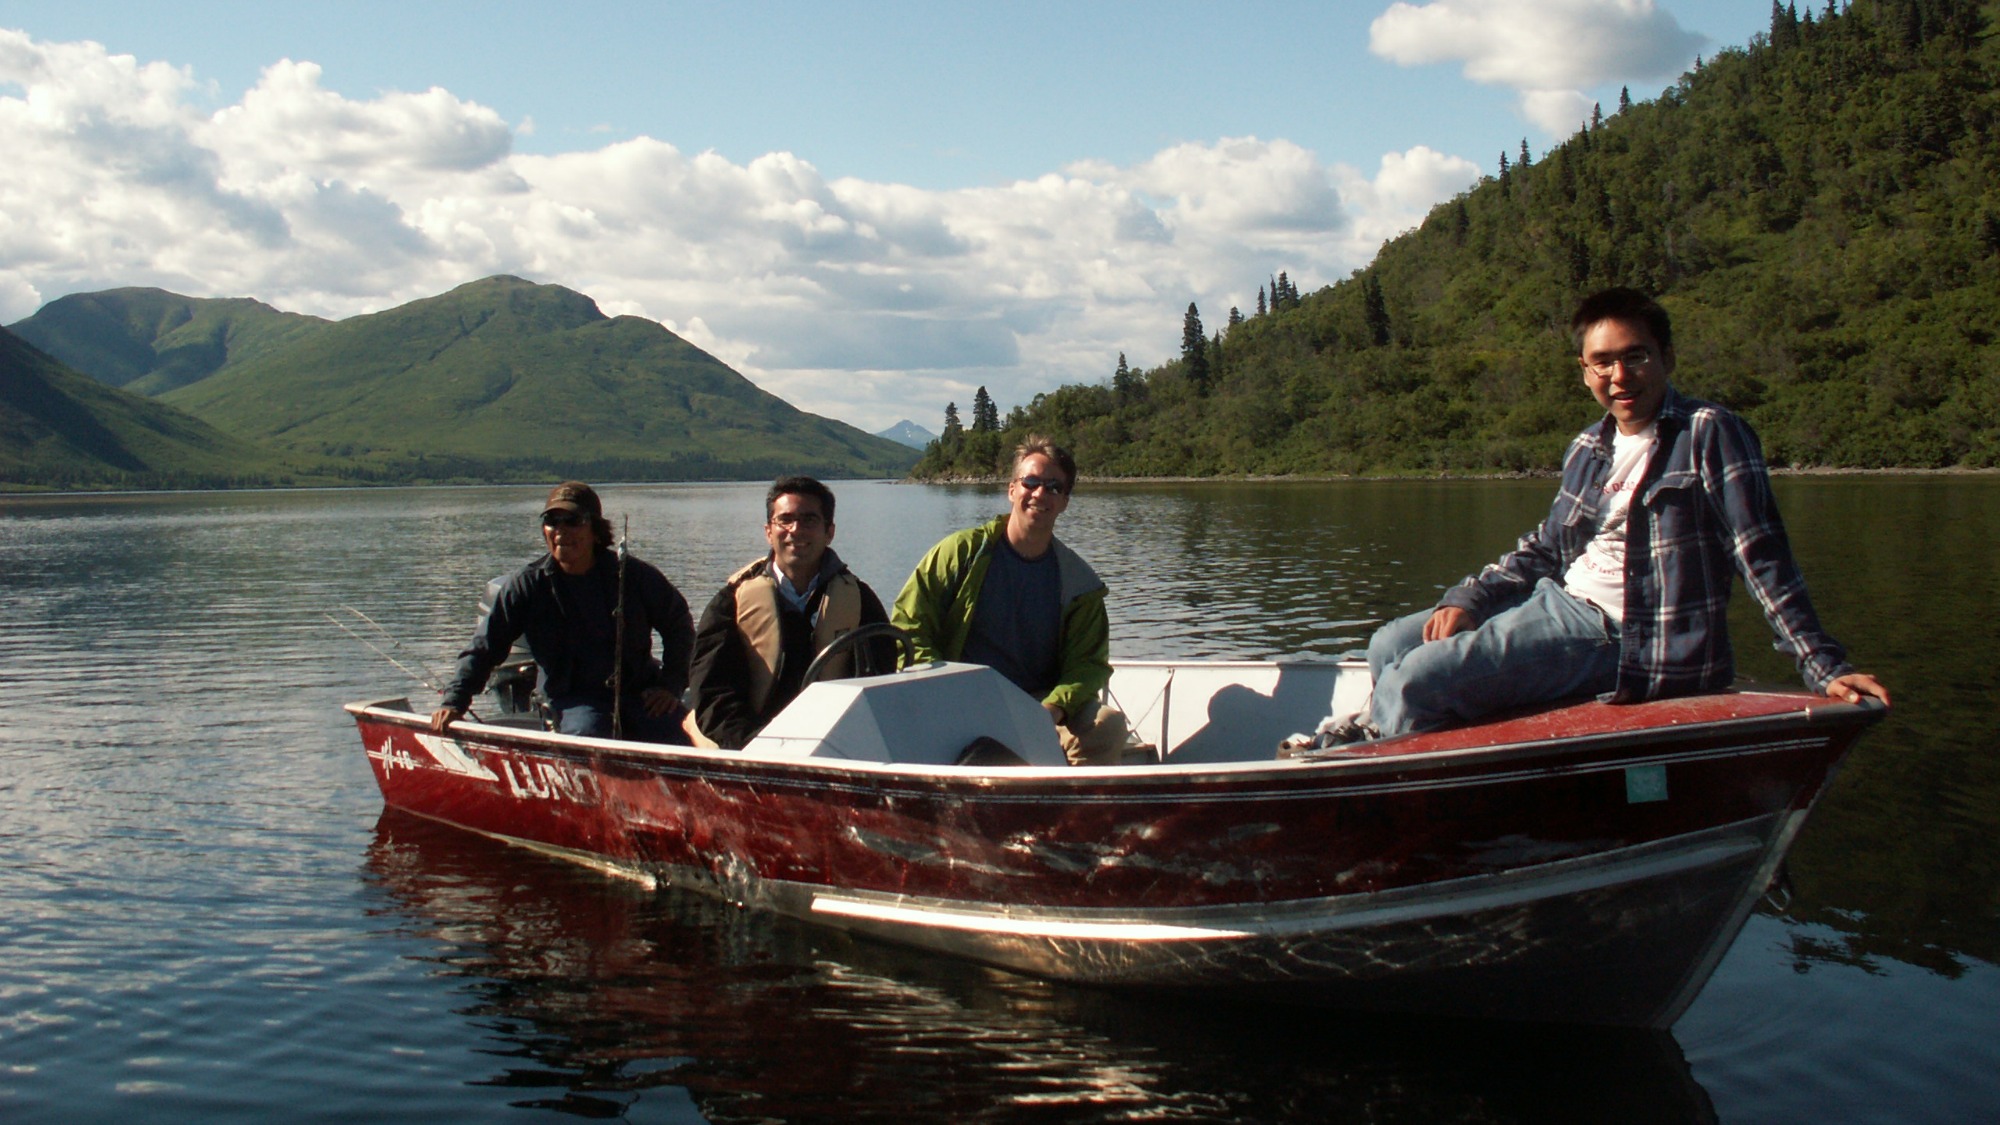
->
xmin=348 ymin=668 xmax=1880 ymax=1027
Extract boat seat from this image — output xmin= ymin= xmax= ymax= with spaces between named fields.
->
xmin=741 ymin=662 xmax=1068 ymax=766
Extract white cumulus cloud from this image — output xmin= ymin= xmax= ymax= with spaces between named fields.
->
xmin=1 ymin=30 xmax=1490 ymax=430
xmin=1370 ymin=0 xmax=1704 ymax=134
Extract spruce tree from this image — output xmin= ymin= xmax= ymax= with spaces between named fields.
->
xmin=1112 ymin=352 xmax=1138 ymax=403
xmin=1182 ymin=302 xmax=1210 ymax=395
xmin=941 ymin=402 xmax=963 ymax=447
xmin=1363 ymin=276 xmax=1390 ymax=346
xmin=971 ymin=386 xmax=997 ymax=432
xmin=1772 ymin=1 xmax=1800 ymax=49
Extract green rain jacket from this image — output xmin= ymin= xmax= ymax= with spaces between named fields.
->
xmin=891 ymin=514 xmax=1111 ymax=720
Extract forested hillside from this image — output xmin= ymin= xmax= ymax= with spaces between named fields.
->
xmin=0 ymin=327 xmax=289 ymax=490
xmin=916 ymin=0 xmax=2000 ymax=479
xmin=10 ymin=288 xmax=328 ymax=395
xmin=3 ymin=276 xmax=917 ymax=488
xmin=157 ymin=276 xmax=915 ymax=483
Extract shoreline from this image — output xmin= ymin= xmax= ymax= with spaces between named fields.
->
xmin=904 ymin=465 xmax=2000 ymax=486
xmin=8 ymin=464 xmax=1997 ymax=498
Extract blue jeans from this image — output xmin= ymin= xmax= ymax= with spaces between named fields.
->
xmin=1365 ymin=579 xmax=1620 ymax=735
xmin=549 ymin=692 xmax=692 ymax=745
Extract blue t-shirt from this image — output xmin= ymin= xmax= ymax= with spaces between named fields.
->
xmin=959 ymin=538 xmax=1062 ymax=698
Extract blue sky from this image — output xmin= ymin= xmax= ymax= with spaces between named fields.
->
xmin=1 ymin=1 xmax=1770 ymax=430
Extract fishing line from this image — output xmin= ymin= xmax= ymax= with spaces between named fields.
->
xmin=326 ymin=608 xmax=475 ymax=720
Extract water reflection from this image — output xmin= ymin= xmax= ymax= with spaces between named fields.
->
xmin=3 ymin=478 xmax=1996 ymax=1121
xmin=365 ymin=809 xmax=1715 ymax=1123
xmin=1723 ymin=477 xmax=2000 ymax=975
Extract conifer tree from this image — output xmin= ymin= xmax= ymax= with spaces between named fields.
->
xmin=1112 ymin=352 xmax=1138 ymax=403
xmin=971 ymin=386 xmax=998 ymax=432
xmin=1771 ymin=1 xmax=1800 ymax=49
xmin=1362 ymin=276 xmax=1390 ymax=346
xmin=941 ymin=402 xmax=963 ymax=447
xmin=1182 ymin=302 xmax=1210 ymax=395
xmin=1256 ymin=286 xmax=1267 ymax=316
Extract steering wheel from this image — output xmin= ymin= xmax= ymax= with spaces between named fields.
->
xmin=798 ymin=622 xmax=917 ymax=686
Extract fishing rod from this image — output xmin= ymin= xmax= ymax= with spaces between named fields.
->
xmin=326 ymin=607 xmax=475 ymax=720
xmin=329 ymin=605 xmax=452 ymax=687
xmin=612 ymin=515 xmax=629 ymax=740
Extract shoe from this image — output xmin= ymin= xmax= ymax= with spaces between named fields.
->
xmin=1321 ymin=715 xmax=1380 ymax=745
xmin=1278 ymin=733 xmax=1316 ymax=757
xmin=1279 ymin=714 xmax=1380 ymax=758
xmin=1309 ymin=712 xmax=1380 ymax=747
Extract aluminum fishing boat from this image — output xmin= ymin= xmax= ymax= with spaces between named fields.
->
xmin=347 ymin=656 xmax=1882 ymax=1027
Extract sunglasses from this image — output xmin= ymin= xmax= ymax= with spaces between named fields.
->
xmin=1015 ymin=475 xmax=1069 ymax=496
xmin=542 ymin=510 xmax=587 ymax=528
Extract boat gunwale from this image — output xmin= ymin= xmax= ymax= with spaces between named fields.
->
xmin=347 ymin=691 xmax=1883 ymax=796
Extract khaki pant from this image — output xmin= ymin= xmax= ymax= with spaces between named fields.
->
xmin=1057 ymin=702 xmax=1155 ymax=766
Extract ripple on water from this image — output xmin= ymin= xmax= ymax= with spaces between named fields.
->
xmin=2 ymin=480 xmax=1996 ymax=1123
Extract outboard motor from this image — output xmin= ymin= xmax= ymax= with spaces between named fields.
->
xmin=477 ymin=576 xmax=541 ymax=719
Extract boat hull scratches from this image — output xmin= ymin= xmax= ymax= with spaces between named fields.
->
xmin=350 ymin=691 xmax=1879 ymax=1027
xmin=383 ymin=803 xmax=1778 ymax=1028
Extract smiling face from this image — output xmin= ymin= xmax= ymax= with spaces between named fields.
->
xmin=541 ymin=510 xmax=599 ymax=575
xmin=1007 ymin=452 xmax=1071 ymax=544
xmin=1579 ymin=315 xmax=1674 ymax=434
xmin=764 ymin=490 xmax=833 ymax=587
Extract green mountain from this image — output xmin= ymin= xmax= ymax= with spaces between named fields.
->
xmin=3 ymin=275 xmax=919 ymax=488
xmin=8 ymin=288 xmax=329 ymax=396
xmin=156 ymin=275 xmax=915 ymax=483
xmin=0 ymin=327 xmax=287 ymax=490
xmin=918 ymin=0 xmax=2000 ymax=478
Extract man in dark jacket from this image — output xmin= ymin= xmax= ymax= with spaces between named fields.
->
xmin=431 ymin=481 xmax=695 ymax=743
xmin=688 ymin=476 xmax=892 ymax=749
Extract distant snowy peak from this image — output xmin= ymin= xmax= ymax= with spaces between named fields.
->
xmin=875 ymin=419 xmax=936 ymax=449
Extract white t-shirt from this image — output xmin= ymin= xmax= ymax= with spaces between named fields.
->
xmin=1562 ymin=422 xmax=1658 ymax=620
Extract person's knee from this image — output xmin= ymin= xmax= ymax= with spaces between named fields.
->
xmin=1367 ymin=610 xmax=1429 ymax=672
xmin=553 ymin=703 xmax=611 ymax=737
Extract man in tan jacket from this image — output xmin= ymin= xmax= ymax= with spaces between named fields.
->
xmin=687 ymin=476 xmax=893 ymax=749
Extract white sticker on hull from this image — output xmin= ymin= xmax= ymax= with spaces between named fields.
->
xmin=413 ymin=732 xmax=501 ymax=780
xmin=367 ymin=728 xmax=599 ymax=806
xmin=367 ymin=732 xmax=499 ymax=781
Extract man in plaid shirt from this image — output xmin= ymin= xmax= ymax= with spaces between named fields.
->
xmin=1343 ymin=288 xmax=1889 ymax=740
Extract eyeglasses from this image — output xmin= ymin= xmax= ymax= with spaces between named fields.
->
xmin=769 ymin=513 xmax=826 ymax=530
xmin=1582 ymin=348 xmax=1657 ymax=377
xmin=1015 ymin=475 xmax=1069 ymax=496
xmin=542 ymin=510 xmax=587 ymax=528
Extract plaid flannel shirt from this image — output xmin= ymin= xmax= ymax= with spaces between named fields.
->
xmin=1438 ymin=388 xmax=1852 ymax=701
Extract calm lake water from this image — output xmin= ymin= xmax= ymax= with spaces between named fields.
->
xmin=2 ymin=477 xmax=1996 ymax=1123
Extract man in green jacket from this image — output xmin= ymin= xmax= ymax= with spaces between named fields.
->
xmin=893 ymin=436 xmax=1134 ymax=764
